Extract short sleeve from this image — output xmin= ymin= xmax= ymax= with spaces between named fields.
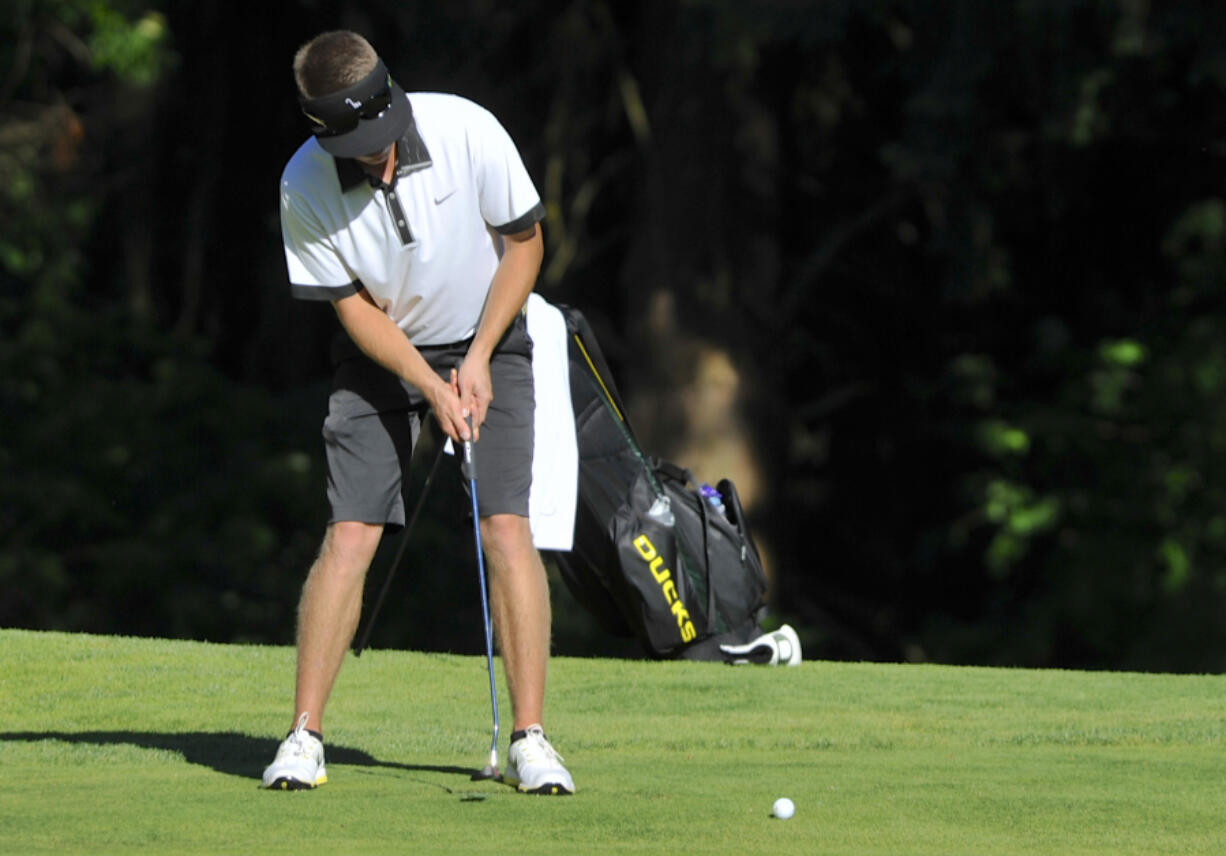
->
xmin=280 ymin=180 xmax=361 ymax=301
xmin=468 ymin=105 xmax=545 ymax=235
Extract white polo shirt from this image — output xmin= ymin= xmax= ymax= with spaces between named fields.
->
xmin=280 ymin=92 xmax=544 ymax=345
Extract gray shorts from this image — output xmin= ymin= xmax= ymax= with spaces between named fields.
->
xmin=322 ymin=313 xmax=534 ymax=526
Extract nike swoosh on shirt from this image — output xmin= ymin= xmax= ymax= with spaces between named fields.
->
xmin=433 ymin=189 xmax=458 ymax=205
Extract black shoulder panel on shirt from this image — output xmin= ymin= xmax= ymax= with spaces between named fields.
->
xmin=291 ymin=281 xmax=362 ymax=301
xmin=493 ymin=201 xmax=546 ymax=236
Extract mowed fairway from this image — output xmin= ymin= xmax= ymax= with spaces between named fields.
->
xmin=0 ymin=629 xmax=1222 ymax=855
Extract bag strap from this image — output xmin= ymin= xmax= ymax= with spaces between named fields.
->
xmin=576 ymin=348 xmax=664 ymax=497
xmin=698 ymin=485 xmax=716 ymax=633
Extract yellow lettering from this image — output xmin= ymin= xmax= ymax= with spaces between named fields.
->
xmin=671 ymin=599 xmax=691 ymax=625
xmin=662 ymin=580 xmax=678 ymax=604
xmin=650 ymin=556 xmax=670 ymax=583
xmin=634 ymin=530 xmax=698 ymax=646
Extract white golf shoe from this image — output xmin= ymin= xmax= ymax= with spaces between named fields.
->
xmin=504 ymin=725 xmax=575 ymax=795
xmin=261 ymin=712 xmax=327 ymax=790
xmin=718 ymin=623 xmax=803 ymax=666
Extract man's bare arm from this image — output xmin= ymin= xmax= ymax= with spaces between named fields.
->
xmin=333 ymin=289 xmax=471 ymax=442
xmin=456 ymin=222 xmax=544 ymax=434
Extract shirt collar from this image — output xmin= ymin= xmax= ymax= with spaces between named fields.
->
xmin=334 ymin=113 xmax=432 ymax=192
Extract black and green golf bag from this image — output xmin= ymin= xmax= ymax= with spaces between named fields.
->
xmin=547 ymin=305 xmax=769 ymax=660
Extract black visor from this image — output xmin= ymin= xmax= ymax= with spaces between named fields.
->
xmin=298 ymin=58 xmax=412 ymax=158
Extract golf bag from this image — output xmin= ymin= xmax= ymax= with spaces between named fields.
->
xmin=548 ymin=305 xmax=769 ymax=660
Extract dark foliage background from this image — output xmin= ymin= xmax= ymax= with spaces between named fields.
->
xmin=4 ymin=0 xmax=1226 ymax=671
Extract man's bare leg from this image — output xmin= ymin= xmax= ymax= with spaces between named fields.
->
xmin=293 ymin=520 xmax=384 ymax=734
xmin=480 ymin=513 xmax=550 ymax=730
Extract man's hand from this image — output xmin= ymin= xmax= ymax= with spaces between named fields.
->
xmin=420 ymin=370 xmax=469 ymax=444
xmin=453 ymin=358 xmax=493 ymax=442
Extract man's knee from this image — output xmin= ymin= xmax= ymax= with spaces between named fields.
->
xmin=319 ymin=520 xmax=384 ymax=572
xmin=479 ymin=514 xmax=533 ymax=558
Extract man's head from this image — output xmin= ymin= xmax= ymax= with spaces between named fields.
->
xmin=293 ymin=31 xmax=411 ymax=158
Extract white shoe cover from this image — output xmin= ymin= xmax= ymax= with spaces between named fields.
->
xmin=719 ymin=623 xmax=803 ymax=666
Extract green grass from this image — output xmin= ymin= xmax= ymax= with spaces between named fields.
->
xmin=0 ymin=629 xmax=1222 ymax=855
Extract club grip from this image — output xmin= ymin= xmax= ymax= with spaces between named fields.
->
xmin=461 ymin=415 xmax=476 ymax=481
xmin=462 ymin=438 xmax=475 ymax=481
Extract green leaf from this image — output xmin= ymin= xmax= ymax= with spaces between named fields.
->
xmin=977 ymin=419 xmax=1031 ymax=457
xmin=1159 ymin=538 xmax=1190 ymax=594
xmin=1098 ymin=339 xmax=1148 ymax=367
xmin=86 ymin=8 xmax=169 ymax=86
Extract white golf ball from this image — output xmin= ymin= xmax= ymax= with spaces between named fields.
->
xmin=772 ymin=797 xmax=795 ymax=819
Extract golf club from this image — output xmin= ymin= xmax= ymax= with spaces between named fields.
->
xmin=463 ymin=415 xmax=501 ymax=781
xmin=353 ymin=435 xmax=447 ymax=657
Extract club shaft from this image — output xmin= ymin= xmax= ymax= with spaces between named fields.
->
xmin=466 ymin=434 xmax=500 ymax=767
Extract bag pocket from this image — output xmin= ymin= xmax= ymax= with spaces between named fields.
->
xmin=609 ymin=477 xmax=699 ymax=656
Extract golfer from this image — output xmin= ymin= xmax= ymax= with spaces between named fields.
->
xmin=262 ymin=30 xmax=573 ymax=795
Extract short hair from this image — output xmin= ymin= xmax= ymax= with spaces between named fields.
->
xmin=293 ymin=31 xmax=379 ymax=99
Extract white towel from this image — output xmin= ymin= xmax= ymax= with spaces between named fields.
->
xmin=443 ymin=296 xmax=578 ymax=549
xmin=525 ymin=294 xmax=578 ymax=550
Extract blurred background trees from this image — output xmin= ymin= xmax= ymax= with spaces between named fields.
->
xmin=3 ymin=0 xmax=1225 ymax=672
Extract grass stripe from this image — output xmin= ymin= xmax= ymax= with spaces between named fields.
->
xmin=0 ymin=629 xmax=1222 ymax=854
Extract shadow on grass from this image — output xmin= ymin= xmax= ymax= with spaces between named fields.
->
xmin=0 ymin=730 xmax=478 ymax=785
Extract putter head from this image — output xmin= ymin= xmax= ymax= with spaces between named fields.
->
xmin=471 ymin=764 xmax=500 ymax=781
